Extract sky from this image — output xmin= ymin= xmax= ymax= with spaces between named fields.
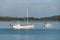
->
xmin=0 ymin=0 xmax=60 ymax=17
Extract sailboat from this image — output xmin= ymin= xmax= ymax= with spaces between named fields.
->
xmin=10 ymin=8 xmax=34 ymax=29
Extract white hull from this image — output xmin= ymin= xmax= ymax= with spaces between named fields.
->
xmin=10 ymin=24 xmax=34 ymax=29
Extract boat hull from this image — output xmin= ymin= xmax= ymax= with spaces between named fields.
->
xmin=10 ymin=24 xmax=34 ymax=29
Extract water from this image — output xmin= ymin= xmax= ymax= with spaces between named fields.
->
xmin=0 ymin=21 xmax=60 ymax=40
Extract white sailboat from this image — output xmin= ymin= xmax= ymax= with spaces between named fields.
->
xmin=10 ymin=8 xmax=34 ymax=29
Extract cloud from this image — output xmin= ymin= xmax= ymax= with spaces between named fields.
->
xmin=0 ymin=0 xmax=60 ymax=17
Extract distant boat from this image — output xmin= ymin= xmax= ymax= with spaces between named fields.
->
xmin=44 ymin=23 xmax=52 ymax=28
xmin=10 ymin=8 xmax=34 ymax=29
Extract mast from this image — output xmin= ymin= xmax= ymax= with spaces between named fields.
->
xmin=27 ymin=8 xmax=29 ymax=25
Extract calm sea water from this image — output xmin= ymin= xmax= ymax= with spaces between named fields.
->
xmin=0 ymin=21 xmax=60 ymax=40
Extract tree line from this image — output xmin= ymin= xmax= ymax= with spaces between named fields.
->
xmin=0 ymin=15 xmax=60 ymax=21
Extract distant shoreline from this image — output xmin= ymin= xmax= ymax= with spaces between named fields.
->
xmin=0 ymin=15 xmax=60 ymax=21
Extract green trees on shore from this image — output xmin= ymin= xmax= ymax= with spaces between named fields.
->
xmin=0 ymin=15 xmax=60 ymax=21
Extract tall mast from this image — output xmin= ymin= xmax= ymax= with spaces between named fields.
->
xmin=27 ymin=8 xmax=29 ymax=25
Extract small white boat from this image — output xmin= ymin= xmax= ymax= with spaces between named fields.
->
xmin=44 ymin=23 xmax=52 ymax=28
xmin=10 ymin=8 xmax=34 ymax=29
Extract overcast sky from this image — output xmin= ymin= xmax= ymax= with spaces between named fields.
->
xmin=0 ymin=0 xmax=60 ymax=17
